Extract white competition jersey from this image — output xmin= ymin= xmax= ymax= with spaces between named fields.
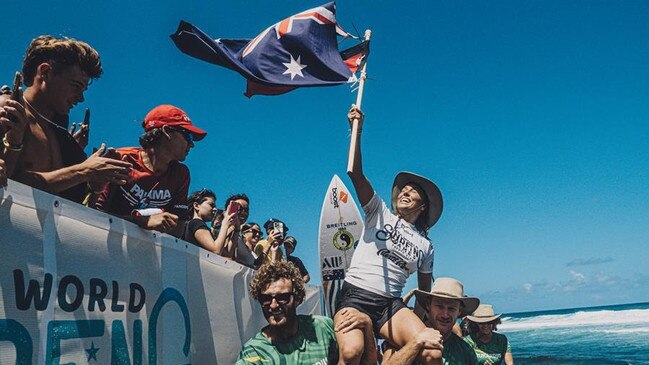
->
xmin=345 ymin=193 xmax=434 ymax=298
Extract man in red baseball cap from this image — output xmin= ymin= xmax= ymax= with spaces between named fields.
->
xmin=142 ymin=104 xmax=206 ymax=141
xmin=93 ymin=104 xmax=206 ymax=235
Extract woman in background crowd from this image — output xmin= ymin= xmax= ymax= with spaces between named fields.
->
xmin=254 ymin=218 xmax=287 ymax=265
xmin=237 ymin=222 xmax=263 ymax=268
xmin=464 ymin=304 xmax=514 ymax=365
xmin=183 ymin=189 xmax=222 ymax=252
xmin=184 ymin=188 xmax=238 ymax=257
xmin=215 ymin=193 xmax=250 ymax=259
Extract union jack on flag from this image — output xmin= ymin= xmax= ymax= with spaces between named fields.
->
xmin=171 ymin=2 xmax=369 ymax=97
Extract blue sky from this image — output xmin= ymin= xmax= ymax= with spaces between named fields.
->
xmin=3 ymin=0 xmax=649 ymax=313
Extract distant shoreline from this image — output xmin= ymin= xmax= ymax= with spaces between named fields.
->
xmin=505 ymin=301 xmax=649 ymax=318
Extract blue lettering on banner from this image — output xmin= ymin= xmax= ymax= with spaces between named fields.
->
xmin=148 ymin=287 xmax=192 ymax=364
xmin=46 ymin=320 xmax=105 ymax=363
xmin=2 ymin=269 xmax=191 ymax=363
xmin=0 ymin=319 xmax=33 ymax=363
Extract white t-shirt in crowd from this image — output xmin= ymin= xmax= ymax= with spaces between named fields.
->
xmin=345 ymin=193 xmax=434 ymax=298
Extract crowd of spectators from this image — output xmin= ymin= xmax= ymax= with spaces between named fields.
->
xmin=0 ymin=34 xmax=310 ymax=273
xmin=1 ymin=35 xmax=514 ymax=365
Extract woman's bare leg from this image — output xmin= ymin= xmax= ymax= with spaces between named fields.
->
xmin=379 ymin=308 xmax=442 ymax=365
xmin=334 ymin=308 xmax=366 ymax=365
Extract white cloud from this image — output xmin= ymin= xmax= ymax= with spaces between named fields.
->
xmin=475 ymin=271 xmax=648 ymax=313
xmin=523 ymin=283 xmax=533 ymax=293
xmin=569 ymin=270 xmax=586 ymax=283
xmin=566 ymin=257 xmax=614 ymax=267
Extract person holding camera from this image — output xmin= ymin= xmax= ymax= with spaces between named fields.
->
xmin=210 ymin=208 xmax=224 ymax=238
xmin=212 ymin=193 xmax=250 ymax=259
xmin=1 ymin=35 xmax=132 ymax=203
xmin=182 ymin=188 xmax=225 ymax=252
xmin=254 ymin=218 xmax=288 ymax=265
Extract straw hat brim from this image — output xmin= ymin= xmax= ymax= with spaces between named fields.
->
xmin=465 ymin=313 xmax=502 ymax=323
xmin=391 ymin=172 xmax=443 ymax=229
xmin=411 ymin=289 xmax=480 ymax=317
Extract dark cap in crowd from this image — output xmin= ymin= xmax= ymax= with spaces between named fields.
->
xmin=144 ymin=104 xmax=207 ymax=141
xmin=263 ymin=218 xmax=289 ymax=233
xmin=284 ymin=236 xmax=297 ymax=247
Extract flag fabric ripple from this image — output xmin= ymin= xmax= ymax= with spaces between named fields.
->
xmin=170 ymin=2 xmax=368 ymax=97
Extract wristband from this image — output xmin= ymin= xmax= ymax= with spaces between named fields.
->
xmin=3 ymin=135 xmax=23 ymax=152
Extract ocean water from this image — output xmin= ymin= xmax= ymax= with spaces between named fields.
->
xmin=498 ymin=302 xmax=649 ymax=365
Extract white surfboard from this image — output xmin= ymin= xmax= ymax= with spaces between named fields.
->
xmin=318 ymin=175 xmax=364 ymax=317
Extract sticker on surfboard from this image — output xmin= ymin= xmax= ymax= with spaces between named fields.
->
xmin=318 ymin=174 xmax=363 ymax=317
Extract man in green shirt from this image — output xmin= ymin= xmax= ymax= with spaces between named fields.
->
xmin=382 ymin=277 xmax=480 ymax=365
xmin=463 ymin=305 xmax=513 ymax=365
xmin=237 ymin=261 xmax=375 ymax=365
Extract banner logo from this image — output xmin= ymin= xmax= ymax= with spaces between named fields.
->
xmin=5 ymin=269 xmax=191 ymax=363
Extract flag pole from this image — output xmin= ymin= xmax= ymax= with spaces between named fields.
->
xmin=347 ymin=29 xmax=372 ymax=174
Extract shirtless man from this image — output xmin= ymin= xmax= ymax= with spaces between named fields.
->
xmin=0 ymin=35 xmax=131 ymax=202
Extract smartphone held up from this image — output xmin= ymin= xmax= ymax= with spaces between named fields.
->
xmin=227 ymin=201 xmax=241 ymax=227
xmin=273 ymin=221 xmax=285 ymax=241
xmin=11 ymin=72 xmax=23 ymax=102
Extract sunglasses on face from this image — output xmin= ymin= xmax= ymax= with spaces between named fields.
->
xmin=258 ymin=292 xmax=293 ymax=307
xmin=169 ymin=128 xmax=194 ymax=143
xmin=245 ymin=229 xmax=262 ymax=237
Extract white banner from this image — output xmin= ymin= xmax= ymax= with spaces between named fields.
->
xmin=0 ymin=181 xmax=323 ymax=364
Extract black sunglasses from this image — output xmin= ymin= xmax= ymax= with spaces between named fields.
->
xmin=244 ymin=229 xmax=262 ymax=237
xmin=169 ymin=127 xmax=194 ymax=143
xmin=258 ymin=292 xmax=293 ymax=307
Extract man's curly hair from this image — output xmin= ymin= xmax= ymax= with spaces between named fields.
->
xmin=138 ymin=127 xmax=165 ymax=148
xmin=250 ymin=261 xmax=305 ymax=305
xmin=22 ymin=35 xmax=102 ymax=86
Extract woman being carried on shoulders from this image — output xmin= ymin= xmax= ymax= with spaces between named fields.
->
xmin=334 ymin=105 xmax=444 ymax=365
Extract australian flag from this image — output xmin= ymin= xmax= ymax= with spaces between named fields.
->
xmin=171 ymin=2 xmax=369 ymax=97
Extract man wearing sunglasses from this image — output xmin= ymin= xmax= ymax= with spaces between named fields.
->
xmin=93 ymin=104 xmax=206 ymax=236
xmin=237 ymin=261 xmax=377 ymax=365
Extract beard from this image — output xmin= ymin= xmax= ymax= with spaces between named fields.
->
xmin=265 ymin=305 xmax=297 ymax=329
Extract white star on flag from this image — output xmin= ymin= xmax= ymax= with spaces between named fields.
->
xmin=282 ymin=55 xmax=307 ymax=80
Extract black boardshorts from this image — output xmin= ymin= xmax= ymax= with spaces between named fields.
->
xmin=334 ymin=281 xmax=407 ymax=335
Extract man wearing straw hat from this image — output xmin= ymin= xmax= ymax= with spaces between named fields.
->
xmin=464 ymin=305 xmax=513 ymax=365
xmin=382 ymin=278 xmax=480 ymax=365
